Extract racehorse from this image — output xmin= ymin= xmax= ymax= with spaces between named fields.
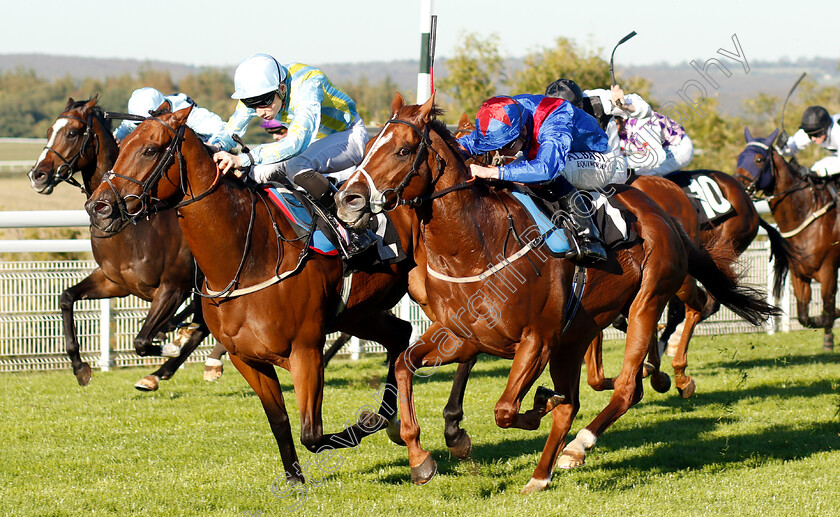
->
xmin=27 ymin=96 xmax=215 ymax=390
xmin=335 ymin=93 xmax=777 ymax=491
xmin=737 ymin=128 xmax=835 ymax=351
xmin=84 ymin=104 xmax=415 ymax=484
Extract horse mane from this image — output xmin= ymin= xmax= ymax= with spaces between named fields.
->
xmin=67 ymin=98 xmax=112 ymax=132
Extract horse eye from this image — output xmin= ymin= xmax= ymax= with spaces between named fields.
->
xmin=756 ymin=156 xmax=764 ymax=163
xmin=66 ymin=130 xmax=79 ymax=138
xmin=397 ymin=147 xmax=412 ymax=157
xmin=143 ymin=147 xmax=158 ymax=156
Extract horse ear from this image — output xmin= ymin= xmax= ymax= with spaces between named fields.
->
xmin=744 ymin=126 xmax=753 ymax=142
xmin=767 ymin=128 xmax=780 ymax=146
xmin=418 ymin=91 xmax=436 ymax=123
xmin=458 ymin=112 xmax=470 ymax=129
xmin=155 ymin=99 xmax=173 ymax=114
xmin=65 ymin=98 xmax=76 ymax=110
xmin=81 ymin=96 xmax=98 ymax=114
xmin=390 ymin=92 xmax=405 ymax=118
xmin=170 ymin=104 xmax=194 ymax=127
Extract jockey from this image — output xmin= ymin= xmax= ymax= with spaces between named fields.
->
xmin=113 ymin=87 xmax=229 ymax=149
xmin=212 ymin=53 xmax=372 ymax=257
xmin=780 ymin=106 xmax=840 ymax=177
xmin=212 ymin=53 xmax=368 ymax=202
xmin=545 ymin=78 xmax=629 ymax=184
xmin=581 ymin=84 xmax=694 ymax=176
xmin=458 ymin=94 xmax=612 ymax=262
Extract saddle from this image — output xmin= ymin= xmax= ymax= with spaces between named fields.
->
xmin=509 ymin=184 xmax=637 ymax=257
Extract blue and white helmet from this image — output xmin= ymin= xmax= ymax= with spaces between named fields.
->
xmin=127 ymin=87 xmax=167 ymax=117
xmin=231 ymin=53 xmax=287 ymax=100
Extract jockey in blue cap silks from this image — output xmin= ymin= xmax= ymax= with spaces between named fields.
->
xmin=212 ymin=53 xmax=372 ymax=256
xmin=458 ymin=95 xmax=614 ymax=262
xmin=113 ymin=87 xmax=230 ymax=149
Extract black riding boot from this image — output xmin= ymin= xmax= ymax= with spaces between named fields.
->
xmin=294 ymin=170 xmax=375 ymax=258
xmin=557 ymin=189 xmax=607 ymax=263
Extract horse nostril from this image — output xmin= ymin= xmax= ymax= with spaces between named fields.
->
xmin=93 ymin=201 xmax=112 ymax=216
xmin=344 ymin=193 xmax=367 ymax=211
xmin=32 ymin=170 xmax=45 ymax=182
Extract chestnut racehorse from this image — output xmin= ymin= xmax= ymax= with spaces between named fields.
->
xmin=336 ymin=94 xmax=777 ymax=491
xmin=27 ymin=97 xmax=214 ymax=390
xmin=737 ymin=128 xmax=836 ymax=351
xmin=85 ymin=104 xmax=418 ymax=485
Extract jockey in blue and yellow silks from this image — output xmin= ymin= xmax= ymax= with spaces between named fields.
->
xmin=213 ymin=53 xmax=372 ymax=257
xmin=213 ymin=53 xmax=368 ymax=201
xmin=458 ymin=95 xmax=614 ymax=262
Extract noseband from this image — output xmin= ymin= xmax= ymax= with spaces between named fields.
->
xmin=42 ymin=112 xmax=99 ymax=190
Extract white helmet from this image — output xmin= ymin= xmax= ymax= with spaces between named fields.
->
xmin=127 ymin=87 xmax=167 ymax=117
xmin=231 ymin=53 xmax=286 ymax=100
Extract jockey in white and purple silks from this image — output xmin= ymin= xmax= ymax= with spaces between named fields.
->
xmin=457 ymin=94 xmax=613 ymax=262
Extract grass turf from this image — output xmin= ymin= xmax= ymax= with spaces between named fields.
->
xmin=0 ymin=330 xmax=838 ymax=516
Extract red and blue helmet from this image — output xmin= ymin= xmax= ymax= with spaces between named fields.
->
xmin=472 ymin=96 xmax=525 ymax=153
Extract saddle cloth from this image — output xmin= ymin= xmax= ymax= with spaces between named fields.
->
xmin=665 ymin=170 xmax=735 ymax=227
xmin=264 ymin=185 xmax=407 ymax=264
xmin=509 ymin=185 xmax=636 ymax=257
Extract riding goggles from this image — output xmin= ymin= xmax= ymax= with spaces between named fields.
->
xmin=242 ymin=91 xmax=277 ymax=109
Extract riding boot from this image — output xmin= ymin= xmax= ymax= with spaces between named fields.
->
xmin=557 ymin=189 xmax=607 ymax=263
xmin=295 ymin=170 xmax=376 ymax=259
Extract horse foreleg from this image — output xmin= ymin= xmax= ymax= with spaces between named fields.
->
xmin=657 ymin=298 xmax=685 ymax=351
xmin=791 ymin=274 xmax=817 ymax=328
xmin=523 ymin=339 xmax=586 ymax=493
xmin=585 ymin=333 xmax=614 ymax=391
xmin=443 ymin=358 xmax=476 ymax=459
xmin=133 ymin=285 xmax=188 ymax=357
xmin=148 ymin=297 xmax=211 ymax=384
xmin=670 ymin=279 xmax=710 ymax=398
xmin=60 ymin=268 xmax=130 ymax=386
xmin=227 ymin=353 xmax=303 ymax=484
xmin=493 ymin=333 xmax=553 ymax=431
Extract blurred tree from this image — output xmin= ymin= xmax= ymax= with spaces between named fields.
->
xmin=436 ymin=32 xmax=504 ymax=121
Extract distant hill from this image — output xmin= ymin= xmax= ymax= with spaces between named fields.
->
xmin=1 ymin=53 xmax=838 ymax=117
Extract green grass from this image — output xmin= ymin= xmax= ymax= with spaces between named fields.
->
xmin=0 ymin=331 xmax=838 ymax=517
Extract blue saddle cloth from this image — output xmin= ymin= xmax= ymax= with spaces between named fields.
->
xmin=264 ymin=186 xmax=340 ymax=256
xmin=509 ymin=190 xmax=572 ymax=255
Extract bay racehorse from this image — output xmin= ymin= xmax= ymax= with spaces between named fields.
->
xmin=27 ymin=96 xmax=215 ymax=390
xmin=85 ymin=104 xmax=417 ymax=485
xmin=336 ymin=93 xmax=778 ymax=491
xmin=736 ymin=128 xmax=836 ymax=351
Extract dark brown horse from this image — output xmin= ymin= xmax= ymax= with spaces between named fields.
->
xmin=85 ymin=104 xmax=417 ymax=485
xmin=336 ymin=93 xmax=777 ymax=491
xmin=737 ymin=128 xmax=835 ymax=351
xmin=27 ymin=97 xmax=214 ymax=390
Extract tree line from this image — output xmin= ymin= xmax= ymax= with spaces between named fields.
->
xmin=1 ymin=35 xmax=838 ymax=171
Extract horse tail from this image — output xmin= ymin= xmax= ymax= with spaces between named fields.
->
xmin=673 ymin=221 xmax=782 ymax=326
xmin=758 ymin=218 xmax=795 ymax=300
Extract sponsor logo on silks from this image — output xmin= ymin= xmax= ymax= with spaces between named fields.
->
xmin=687 ymin=176 xmax=732 ymax=218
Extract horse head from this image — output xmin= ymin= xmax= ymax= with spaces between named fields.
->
xmin=86 ymin=103 xmax=198 ymax=234
xmin=29 ymin=96 xmax=113 ymax=195
xmin=736 ymin=127 xmax=780 ymax=195
xmin=454 ymin=112 xmax=475 ymax=139
xmin=337 ymin=92 xmax=452 ymax=230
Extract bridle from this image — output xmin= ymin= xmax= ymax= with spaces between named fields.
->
xmin=42 ymin=111 xmax=99 ymax=191
xmin=362 ymin=118 xmax=472 ymax=214
xmin=101 ymin=116 xmax=220 ymax=226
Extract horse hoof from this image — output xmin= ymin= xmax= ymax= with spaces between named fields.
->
xmin=203 ymin=364 xmax=223 ymax=382
xmin=677 ymin=378 xmax=696 ymax=398
xmin=555 ymin=449 xmax=586 ymax=470
xmin=161 ymin=343 xmax=181 ymax=357
xmin=357 ymin=410 xmax=388 ymax=433
xmin=74 ymin=363 xmax=92 ymax=386
xmin=134 ymin=375 xmax=160 ymax=391
xmin=410 ymin=454 xmax=437 ymax=485
xmin=386 ymin=418 xmax=405 ymax=446
xmin=642 ymin=361 xmax=656 ymax=378
xmin=650 ymin=371 xmax=671 ymax=393
xmin=521 ymin=477 xmax=550 ymax=494
xmin=447 ymin=431 xmax=472 ymax=460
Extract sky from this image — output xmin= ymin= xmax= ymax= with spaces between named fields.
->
xmin=3 ymin=0 xmax=838 ymax=69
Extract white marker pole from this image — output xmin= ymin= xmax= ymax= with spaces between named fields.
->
xmin=417 ymin=0 xmax=434 ymax=103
